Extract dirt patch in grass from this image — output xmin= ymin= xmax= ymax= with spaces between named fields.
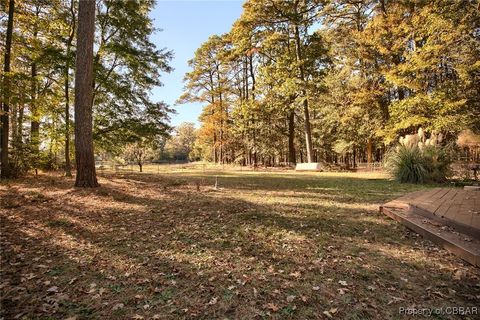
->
xmin=1 ymin=171 xmax=479 ymax=319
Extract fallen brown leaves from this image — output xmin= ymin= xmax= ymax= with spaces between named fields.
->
xmin=1 ymin=171 xmax=479 ymax=319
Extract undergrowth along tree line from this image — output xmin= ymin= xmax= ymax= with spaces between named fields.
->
xmin=180 ymin=0 xmax=480 ymax=167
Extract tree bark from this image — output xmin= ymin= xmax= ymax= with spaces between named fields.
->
xmin=353 ymin=148 xmax=357 ymax=168
xmin=64 ymin=0 xmax=75 ymax=177
xmin=16 ymin=103 xmax=24 ymax=146
xmin=1 ymin=0 xmax=15 ymax=178
xmin=287 ymin=109 xmax=296 ymax=164
xmin=248 ymin=54 xmax=258 ymax=166
xmin=217 ymin=68 xmax=224 ymax=165
xmin=74 ymin=0 xmax=98 ymax=187
xmin=302 ymin=99 xmax=313 ymax=162
xmin=367 ymin=138 xmax=373 ymax=166
xmin=30 ymin=62 xmax=39 ymax=151
xmin=30 ymin=4 xmax=40 ymax=155
xmin=11 ymin=102 xmax=17 ymax=147
xmin=293 ymin=24 xmax=313 ymax=163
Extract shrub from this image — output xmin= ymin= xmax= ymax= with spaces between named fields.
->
xmin=385 ymin=129 xmax=453 ymax=183
xmin=421 ymin=144 xmax=453 ymax=182
xmin=38 ymin=152 xmax=61 ymax=171
xmin=386 ymin=144 xmax=428 ymax=183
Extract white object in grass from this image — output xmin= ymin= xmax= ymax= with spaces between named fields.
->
xmin=295 ymin=163 xmax=322 ymax=171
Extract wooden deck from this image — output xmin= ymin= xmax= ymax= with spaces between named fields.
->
xmin=380 ymin=188 xmax=480 ymax=267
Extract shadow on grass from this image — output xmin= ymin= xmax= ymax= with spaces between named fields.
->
xmin=1 ymin=172 xmax=477 ymax=320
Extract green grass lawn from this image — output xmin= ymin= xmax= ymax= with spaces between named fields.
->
xmin=1 ymin=168 xmax=478 ymax=319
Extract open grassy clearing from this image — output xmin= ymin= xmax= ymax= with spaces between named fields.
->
xmin=1 ymin=169 xmax=479 ymax=319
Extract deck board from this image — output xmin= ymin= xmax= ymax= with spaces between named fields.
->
xmin=380 ymin=188 xmax=480 ymax=267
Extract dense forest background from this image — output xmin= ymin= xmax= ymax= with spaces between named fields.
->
xmin=181 ymin=0 xmax=480 ymax=167
xmin=1 ymin=0 xmax=479 ymax=176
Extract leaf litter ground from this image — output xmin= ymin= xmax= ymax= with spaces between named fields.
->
xmin=1 ymin=169 xmax=479 ymax=319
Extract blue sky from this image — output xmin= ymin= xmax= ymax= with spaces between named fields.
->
xmin=149 ymin=0 xmax=244 ymax=128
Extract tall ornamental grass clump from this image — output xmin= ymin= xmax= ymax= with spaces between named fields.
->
xmin=386 ymin=128 xmax=452 ymax=183
xmin=387 ymin=144 xmax=428 ymax=183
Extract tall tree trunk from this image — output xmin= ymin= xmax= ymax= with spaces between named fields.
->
xmin=208 ymin=73 xmax=218 ymax=164
xmin=30 ymin=62 xmax=39 ymax=151
xmin=64 ymin=0 xmax=75 ymax=177
xmin=248 ymin=54 xmax=257 ymax=167
xmin=1 ymin=0 xmax=15 ymax=178
xmin=30 ymin=5 xmax=40 ymax=155
xmin=217 ymin=68 xmax=224 ymax=165
xmin=248 ymin=55 xmax=255 ymax=95
xmin=220 ymin=125 xmax=223 ymax=164
xmin=293 ymin=24 xmax=313 ymax=163
xmin=74 ymin=0 xmax=98 ymax=187
xmin=302 ymin=99 xmax=313 ymax=162
xmin=353 ymin=147 xmax=357 ymax=168
xmin=65 ymin=75 xmax=72 ymax=176
xmin=210 ymin=95 xmax=217 ymax=164
xmin=16 ymin=103 xmax=24 ymax=146
xmin=213 ymin=131 xmax=217 ymax=163
xmin=11 ymin=103 xmax=17 ymax=147
xmin=287 ymin=109 xmax=296 ymax=164
xmin=366 ymin=138 xmax=373 ymax=166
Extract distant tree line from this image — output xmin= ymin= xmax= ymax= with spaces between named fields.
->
xmin=162 ymin=122 xmax=197 ymax=161
xmin=180 ymin=0 xmax=480 ymax=167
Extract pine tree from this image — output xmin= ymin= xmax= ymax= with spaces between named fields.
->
xmin=1 ymin=0 xmax=15 ymax=178
xmin=74 ymin=0 xmax=98 ymax=187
